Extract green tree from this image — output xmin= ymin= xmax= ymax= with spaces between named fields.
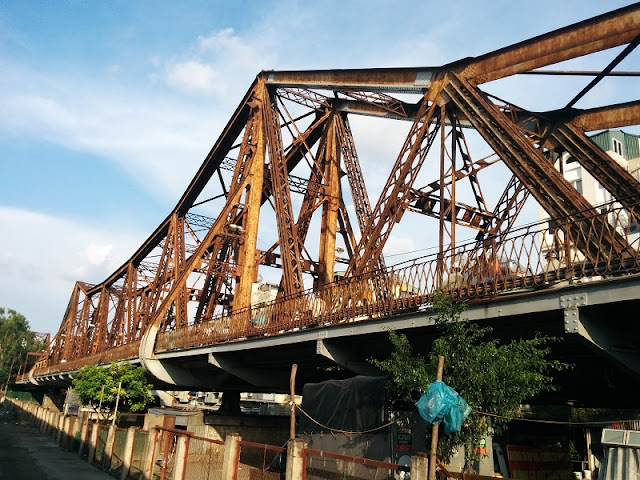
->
xmin=72 ymin=362 xmax=153 ymax=413
xmin=0 ymin=308 xmax=46 ymax=387
xmin=372 ymin=290 xmax=569 ymax=471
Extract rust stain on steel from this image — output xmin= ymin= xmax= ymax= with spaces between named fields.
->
xmin=571 ymin=101 xmax=640 ymax=131
xmin=461 ymin=4 xmax=640 ymax=84
xmin=265 ymin=67 xmax=435 ymax=91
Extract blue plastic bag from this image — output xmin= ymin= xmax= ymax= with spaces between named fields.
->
xmin=415 ymin=380 xmax=471 ymax=434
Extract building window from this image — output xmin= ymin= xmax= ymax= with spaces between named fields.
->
xmin=571 ymin=179 xmax=583 ymax=194
xmin=613 ymin=138 xmax=623 ymax=156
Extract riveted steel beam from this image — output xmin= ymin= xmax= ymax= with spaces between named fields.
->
xmin=460 ymin=4 xmax=640 ymax=84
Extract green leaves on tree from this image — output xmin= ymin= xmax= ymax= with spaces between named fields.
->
xmin=72 ymin=362 xmax=153 ymax=413
xmin=0 ymin=307 xmax=46 ymax=387
xmin=372 ymin=290 xmax=570 ymax=471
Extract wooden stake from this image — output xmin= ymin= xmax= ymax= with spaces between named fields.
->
xmin=112 ymin=380 xmax=122 ymax=426
xmin=428 ymin=356 xmax=445 ymax=480
xmin=290 ymin=364 xmax=298 ymax=439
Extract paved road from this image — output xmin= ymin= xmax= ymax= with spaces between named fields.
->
xmin=0 ymin=402 xmax=113 ymax=480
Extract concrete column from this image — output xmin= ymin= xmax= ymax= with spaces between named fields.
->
xmin=87 ymin=423 xmax=100 ymax=464
xmin=221 ymin=433 xmax=241 ymax=480
xmin=142 ymin=428 xmax=160 ymax=480
xmin=104 ymin=425 xmax=117 ymax=470
xmin=410 ymin=453 xmax=429 ymax=480
xmin=56 ymin=414 xmax=65 ymax=443
xmin=172 ymin=435 xmax=190 ymax=480
xmin=119 ymin=427 xmax=138 ymax=480
xmin=79 ymin=414 xmax=90 ymax=456
xmin=285 ymin=438 xmax=306 ymax=480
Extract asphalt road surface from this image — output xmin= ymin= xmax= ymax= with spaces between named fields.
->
xmin=0 ymin=401 xmax=112 ymax=480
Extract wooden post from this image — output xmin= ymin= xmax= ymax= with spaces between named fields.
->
xmin=428 ymin=356 xmax=445 ymax=480
xmin=112 ymin=381 xmax=122 ymax=426
xmin=290 ymin=364 xmax=298 ymax=439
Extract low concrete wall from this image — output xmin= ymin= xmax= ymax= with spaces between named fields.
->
xmin=204 ymin=412 xmax=290 ymax=446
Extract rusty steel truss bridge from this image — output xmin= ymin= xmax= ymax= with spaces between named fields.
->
xmin=15 ymin=4 xmax=640 ymax=406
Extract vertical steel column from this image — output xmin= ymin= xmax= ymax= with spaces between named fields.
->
xmin=317 ymin=114 xmax=341 ymax=286
xmin=233 ymin=97 xmax=267 ymax=311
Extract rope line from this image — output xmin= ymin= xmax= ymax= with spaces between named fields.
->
xmin=295 ymin=403 xmax=638 ymax=435
xmin=474 ymin=409 xmax=640 ymax=426
xmin=295 ymin=404 xmax=412 ymax=435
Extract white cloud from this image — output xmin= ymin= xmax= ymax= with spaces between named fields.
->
xmin=166 ymin=60 xmax=219 ymax=95
xmin=0 ymin=206 xmax=145 ymax=333
xmin=0 ymin=62 xmax=224 ymax=202
xmin=84 ymin=243 xmax=113 ymax=266
xmin=163 ymin=27 xmax=276 ymax=99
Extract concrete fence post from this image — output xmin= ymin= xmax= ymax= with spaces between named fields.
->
xmin=35 ymin=406 xmax=42 ymax=428
xmin=173 ymin=434 xmax=190 ymax=480
xmin=61 ymin=416 xmax=71 ymax=447
xmin=37 ymin=408 xmax=44 ymax=432
xmin=56 ymin=413 xmax=65 ymax=443
xmin=49 ymin=410 xmax=57 ymax=437
xmin=66 ymin=417 xmax=80 ymax=451
xmin=120 ymin=427 xmax=138 ymax=480
xmin=285 ymin=438 xmax=306 ymax=480
xmin=87 ymin=422 xmax=100 ymax=464
xmin=221 ymin=433 xmax=241 ymax=480
xmin=104 ymin=425 xmax=117 ymax=470
xmin=79 ymin=413 xmax=90 ymax=456
xmin=43 ymin=409 xmax=50 ymax=432
xmin=48 ymin=410 xmax=56 ymax=436
xmin=44 ymin=410 xmax=52 ymax=435
xmin=411 ymin=453 xmax=429 ymax=480
xmin=142 ymin=428 xmax=160 ymax=480
xmin=41 ymin=409 xmax=50 ymax=434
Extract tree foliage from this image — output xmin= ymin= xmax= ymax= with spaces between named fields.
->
xmin=72 ymin=362 xmax=153 ymax=413
xmin=372 ymin=290 xmax=569 ymax=470
xmin=0 ymin=308 xmax=46 ymax=387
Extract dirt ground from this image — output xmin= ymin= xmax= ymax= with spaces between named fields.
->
xmin=0 ymin=401 xmax=113 ymax=480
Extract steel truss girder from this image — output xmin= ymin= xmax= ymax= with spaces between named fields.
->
xmin=346 ymin=98 xmax=441 ymax=277
xmin=442 ymin=72 xmax=631 ymax=262
xmin=30 ymin=4 xmax=640 ymax=377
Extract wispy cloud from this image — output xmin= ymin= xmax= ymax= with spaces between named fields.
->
xmin=0 ymin=207 xmax=146 ymax=332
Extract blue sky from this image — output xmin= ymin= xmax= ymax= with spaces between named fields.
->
xmin=1 ymin=1 xmax=638 ymax=333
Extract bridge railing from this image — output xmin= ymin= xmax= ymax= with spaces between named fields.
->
xmin=28 ymin=199 xmax=640 ymax=371
xmin=32 ymin=339 xmax=142 ymax=376
xmin=155 ymin=199 xmax=640 ymax=352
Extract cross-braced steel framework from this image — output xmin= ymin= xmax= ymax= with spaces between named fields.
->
xmin=28 ymin=4 xmax=640 ymax=382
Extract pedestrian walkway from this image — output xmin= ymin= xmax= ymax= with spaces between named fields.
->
xmin=0 ymin=402 xmax=112 ymax=480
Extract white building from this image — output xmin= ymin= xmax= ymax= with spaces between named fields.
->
xmin=538 ymin=129 xmax=640 ymax=266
